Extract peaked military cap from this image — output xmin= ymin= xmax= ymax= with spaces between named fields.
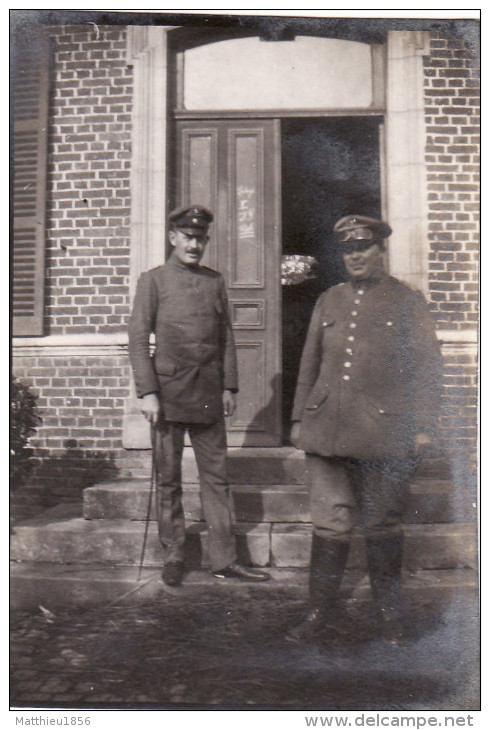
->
xmin=169 ymin=205 xmax=214 ymax=233
xmin=333 ymin=215 xmax=392 ymax=243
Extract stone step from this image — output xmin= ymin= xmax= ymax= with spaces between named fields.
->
xmin=270 ymin=522 xmax=477 ymax=570
xmin=82 ymin=478 xmax=475 ymax=524
xmin=9 ymin=562 xmax=477 ymax=612
xmin=83 ymin=481 xmax=308 ymax=523
xmin=10 ymin=504 xmax=477 ymax=571
xmin=115 ymin=448 xmax=452 ymax=485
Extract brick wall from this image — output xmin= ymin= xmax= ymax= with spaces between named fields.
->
xmin=439 ymin=346 xmax=478 ymax=480
xmin=12 ymin=353 xmax=131 ymax=506
xmin=10 ymin=25 xmax=134 ymax=507
xmin=424 ymin=33 xmax=480 ymax=331
xmin=11 ymin=27 xmax=479 ymax=508
xmin=46 ymin=24 xmax=132 ymax=335
xmin=424 ymin=31 xmax=479 ymax=479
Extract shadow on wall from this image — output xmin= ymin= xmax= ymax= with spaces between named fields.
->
xmin=11 ymin=441 xmax=119 ymax=522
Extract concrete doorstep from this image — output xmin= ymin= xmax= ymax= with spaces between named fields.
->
xmin=10 ymin=561 xmax=477 ymax=612
xmin=10 ymin=504 xmax=478 ymax=571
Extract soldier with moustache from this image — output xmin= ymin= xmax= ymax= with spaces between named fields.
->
xmin=128 ymin=205 xmax=270 ymax=587
xmin=287 ymin=215 xmax=443 ymax=643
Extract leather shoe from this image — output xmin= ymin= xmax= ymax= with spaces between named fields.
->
xmin=212 ymin=562 xmax=270 ymax=582
xmin=162 ymin=561 xmax=184 ymax=586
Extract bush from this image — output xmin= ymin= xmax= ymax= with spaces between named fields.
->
xmin=10 ymin=377 xmax=42 ymax=490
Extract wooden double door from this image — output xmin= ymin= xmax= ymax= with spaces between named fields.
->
xmin=175 ymin=116 xmax=383 ymax=446
xmin=175 ymin=120 xmax=282 ymax=446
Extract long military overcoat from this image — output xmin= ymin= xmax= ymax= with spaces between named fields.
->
xmin=128 ymin=254 xmax=238 ymax=423
xmin=291 ymin=274 xmax=443 ymax=460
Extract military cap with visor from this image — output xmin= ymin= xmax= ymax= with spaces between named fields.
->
xmin=169 ymin=205 xmax=214 ymax=234
xmin=333 ymin=215 xmax=392 ymax=253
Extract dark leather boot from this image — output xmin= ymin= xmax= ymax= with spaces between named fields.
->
xmin=366 ymin=532 xmax=405 ymax=644
xmin=162 ymin=561 xmax=184 ymax=586
xmin=286 ymin=535 xmax=350 ymax=643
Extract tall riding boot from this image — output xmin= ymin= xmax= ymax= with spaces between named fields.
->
xmin=286 ymin=534 xmax=350 ymax=642
xmin=365 ymin=532 xmax=404 ymax=643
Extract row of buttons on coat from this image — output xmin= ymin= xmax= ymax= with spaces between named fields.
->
xmin=343 ymin=289 xmax=364 ymax=379
xmin=320 ymin=289 xmax=366 ymax=381
xmin=321 ymin=288 xmax=364 ymax=382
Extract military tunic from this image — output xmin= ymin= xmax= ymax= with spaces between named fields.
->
xmin=292 ymin=274 xmax=442 ymax=460
xmin=128 ymin=254 xmax=238 ymax=423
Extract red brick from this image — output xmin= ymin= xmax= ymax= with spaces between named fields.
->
xmin=12 ymin=27 xmax=479 ymax=498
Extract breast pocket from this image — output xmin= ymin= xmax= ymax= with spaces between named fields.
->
xmin=373 ymin=317 xmax=403 ymax=335
xmin=372 ymin=317 xmax=406 ymax=362
xmin=320 ymin=317 xmax=336 ymax=333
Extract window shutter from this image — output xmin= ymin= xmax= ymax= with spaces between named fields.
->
xmin=12 ymin=28 xmax=49 ymax=336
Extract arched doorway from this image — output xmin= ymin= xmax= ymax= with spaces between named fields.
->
xmin=123 ymin=26 xmax=430 ymax=449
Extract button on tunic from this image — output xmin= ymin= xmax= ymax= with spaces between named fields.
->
xmin=292 ymin=275 xmax=443 ymax=459
xmin=128 ymin=255 xmax=238 ymax=423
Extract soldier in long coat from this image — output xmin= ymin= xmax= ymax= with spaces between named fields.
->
xmin=128 ymin=205 xmax=269 ymax=586
xmin=287 ymin=215 xmax=443 ymax=643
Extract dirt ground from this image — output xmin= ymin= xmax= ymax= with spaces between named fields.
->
xmin=10 ymin=586 xmax=479 ymax=711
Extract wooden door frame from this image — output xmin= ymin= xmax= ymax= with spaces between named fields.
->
xmin=122 ymin=26 xmax=431 ymax=448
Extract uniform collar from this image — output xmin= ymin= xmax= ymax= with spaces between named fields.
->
xmin=348 ymin=270 xmax=388 ymax=291
xmin=166 ymin=252 xmax=202 ymax=272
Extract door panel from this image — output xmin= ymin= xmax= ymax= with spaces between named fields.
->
xmin=179 ymin=127 xmax=219 ymax=270
xmin=176 ymin=119 xmax=282 ymax=445
xmin=229 ymin=130 xmax=264 ymax=285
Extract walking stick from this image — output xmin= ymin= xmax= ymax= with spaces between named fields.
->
xmin=137 ymin=424 xmax=157 ymax=581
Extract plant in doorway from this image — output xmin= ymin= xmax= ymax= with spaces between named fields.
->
xmin=281 ymin=255 xmax=318 ymax=286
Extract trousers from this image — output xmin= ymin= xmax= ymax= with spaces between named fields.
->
xmin=153 ymin=419 xmax=237 ymax=571
xmin=305 ymin=454 xmax=419 ymax=540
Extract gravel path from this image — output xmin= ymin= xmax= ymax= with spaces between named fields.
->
xmin=10 ymin=588 xmax=479 ymax=710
